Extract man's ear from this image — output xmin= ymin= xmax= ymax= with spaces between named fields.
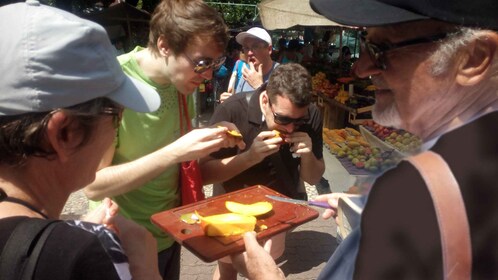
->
xmin=260 ymin=90 xmax=270 ymax=107
xmin=157 ymin=35 xmax=170 ymax=57
xmin=456 ymin=32 xmax=497 ymax=86
xmin=45 ymin=112 xmax=83 ymax=163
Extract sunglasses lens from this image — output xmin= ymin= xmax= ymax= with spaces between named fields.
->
xmin=274 ymin=116 xmax=292 ymax=125
xmin=192 ymin=56 xmax=226 ymax=73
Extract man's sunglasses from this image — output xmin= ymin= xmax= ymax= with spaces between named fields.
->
xmin=268 ymin=98 xmax=309 ymax=126
xmin=184 ymin=53 xmax=226 ymax=74
xmin=360 ymin=31 xmax=449 ymax=70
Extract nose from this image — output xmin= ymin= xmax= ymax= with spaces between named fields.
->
xmin=353 ymin=51 xmax=382 ymax=79
xmin=281 ymin=123 xmax=295 ymax=133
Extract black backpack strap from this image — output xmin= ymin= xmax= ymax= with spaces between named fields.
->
xmin=0 ymin=219 xmax=59 ymax=280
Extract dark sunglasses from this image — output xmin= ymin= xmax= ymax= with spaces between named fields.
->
xmin=184 ymin=53 xmax=226 ymax=74
xmin=360 ymin=31 xmax=449 ymax=70
xmin=268 ymin=98 xmax=309 ymax=126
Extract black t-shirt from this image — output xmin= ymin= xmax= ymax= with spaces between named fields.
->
xmin=353 ymin=111 xmax=498 ymax=279
xmin=209 ymin=89 xmax=323 ymax=198
xmin=0 ymin=216 xmax=130 ymax=280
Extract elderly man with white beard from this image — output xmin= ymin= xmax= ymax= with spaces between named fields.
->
xmin=226 ymin=0 xmax=498 ymax=279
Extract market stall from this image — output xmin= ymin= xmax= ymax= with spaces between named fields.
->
xmin=258 ymin=0 xmax=345 ymax=30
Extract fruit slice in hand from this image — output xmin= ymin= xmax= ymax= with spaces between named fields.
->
xmin=225 ymin=201 xmax=273 ymax=216
xmin=196 ymin=212 xmax=256 ymax=237
xmin=227 ymin=130 xmax=242 ymax=137
xmin=218 ymin=126 xmax=242 ymax=138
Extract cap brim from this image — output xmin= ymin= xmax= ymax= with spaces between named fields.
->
xmin=107 ymin=75 xmax=161 ymax=113
xmin=235 ymin=32 xmax=250 ymax=45
xmin=310 ymin=0 xmax=429 ymax=27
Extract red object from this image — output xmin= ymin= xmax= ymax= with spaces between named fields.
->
xmin=151 ymin=185 xmax=319 ymax=262
xmin=179 ymin=94 xmax=205 ymax=205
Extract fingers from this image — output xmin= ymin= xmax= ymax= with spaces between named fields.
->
xmin=262 ymin=237 xmax=273 ymax=253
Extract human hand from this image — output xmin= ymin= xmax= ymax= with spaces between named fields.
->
xmin=113 ymin=215 xmax=162 ymax=280
xmin=171 ymin=126 xmax=245 ymax=162
xmin=245 ymin=130 xmax=282 ymax=163
xmin=312 ymin=193 xmax=349 ymax=224
xmin=219 ymin=92 xmax=233 ymax=103
xmin=212 ymin=121 xmax=246 ymax=150
xmin=285 ymin=131 xmax=312 ymax=157
xmin=242 ymin=62 xmax=263 ymax=89
xmin=82 ymin=197 xmax=119 ymax=232
xmin=230 ymin=232 xmax=285 ymax=280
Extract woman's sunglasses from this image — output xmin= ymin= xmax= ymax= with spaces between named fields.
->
xmin=184 ymin=53 xmax=226 ymax=74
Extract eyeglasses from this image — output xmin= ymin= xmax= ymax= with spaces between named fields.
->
xmin=242 ymin=43 xmax=267 ymax=53
xmin=184 ymin=53 xmax=226 ymax=74
xmin=360 ymin=32 xmax=449 ymax=70
xmin=100 ymin=106 xmax=123 ymax=129
xmin=268 ymin=99 xmax=309 ymax=126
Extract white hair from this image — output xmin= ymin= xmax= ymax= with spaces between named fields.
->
xmin=430 ymin=27 xmax=498 ymax=79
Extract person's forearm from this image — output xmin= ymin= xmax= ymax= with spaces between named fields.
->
xmin=299 ymin=154 xmax=325 ymax=186
xmin=200 ymin=152 xmax=260 ymax=185
xmin=84 ymin=144 xmax=181 ymax=200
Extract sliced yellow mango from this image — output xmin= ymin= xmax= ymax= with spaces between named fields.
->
xmin=218 ymin=126 xmax=243 ymax=138
xmin=196 ymin=212 xmax=256 ymax=237
xmin=225 ymin=201 xmax=273 ymax=217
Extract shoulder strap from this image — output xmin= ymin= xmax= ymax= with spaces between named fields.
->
xmin=0 ymin=219 xmax=59 ymax=280
xmin=407 ymin=151 xmax=471 ymax=279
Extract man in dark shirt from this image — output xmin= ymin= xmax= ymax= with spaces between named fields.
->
xmin=201 ymin=63 xmax=324 ymax=199
xmin=201 ymin=62 xmax=325 ymax=280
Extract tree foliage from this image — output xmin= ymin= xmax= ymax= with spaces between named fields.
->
xmin=36 ymin=0 xmax=260 ymax=29
xmin=206 ymin=1 xmax=259 ymax=29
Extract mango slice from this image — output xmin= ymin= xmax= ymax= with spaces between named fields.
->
xmin=273 ymin=130 xmax=281 ymax=138
xmin=225 ymin=201 xmax=273 ymax=217
xmin=196 ymin=212 xmax=256 ymax=237
xmin=218 ymin=126 xmax=242 ymax=138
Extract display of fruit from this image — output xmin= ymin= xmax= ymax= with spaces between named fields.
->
xmin=323 ymin=127 xmax=402 ymax=173
xmin=362 ymin=120 xmax=422 ymax=154
xmin=334 ymin=85 xmax=349 ymax=104
xmin=312 ymin=72 xmax=340 ymax=98
xmin=345 ymin=95 xmax=375 ymax=109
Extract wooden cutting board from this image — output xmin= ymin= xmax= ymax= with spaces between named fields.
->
xmin=151 ymin=185 xmax=319 ymax=262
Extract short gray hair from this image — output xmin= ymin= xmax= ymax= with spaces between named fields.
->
xmin=430 ymin=28 xmax=498 ymax=76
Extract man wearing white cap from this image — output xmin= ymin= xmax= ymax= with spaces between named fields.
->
xmin=219 ymin=27 xmax=279 ymax=102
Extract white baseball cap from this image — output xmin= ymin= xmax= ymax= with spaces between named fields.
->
xmin=236 ymin=27 xmax=272 ymax=46
xmin=0 ymin=0 xmax=160 ymax=116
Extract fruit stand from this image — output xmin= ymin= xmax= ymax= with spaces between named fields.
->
xmin=322 ymin=123 xmax=423 ymax=193
xmin=312 ymin=71 xmax=375 ymax=129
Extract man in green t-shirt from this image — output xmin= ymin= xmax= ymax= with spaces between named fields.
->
xmin=84 ymin=0 xmax=244 ymax=279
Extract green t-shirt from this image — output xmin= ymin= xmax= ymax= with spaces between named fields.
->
xmin=91 ymin=46 xmax=194 ymax=251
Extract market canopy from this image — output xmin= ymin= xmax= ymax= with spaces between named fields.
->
xmin=258 ymin=0 xmax=345 ymax=30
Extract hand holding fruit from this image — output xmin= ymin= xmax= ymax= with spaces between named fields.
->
xmin=245 ymin=131 xmax=283 ymax=163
